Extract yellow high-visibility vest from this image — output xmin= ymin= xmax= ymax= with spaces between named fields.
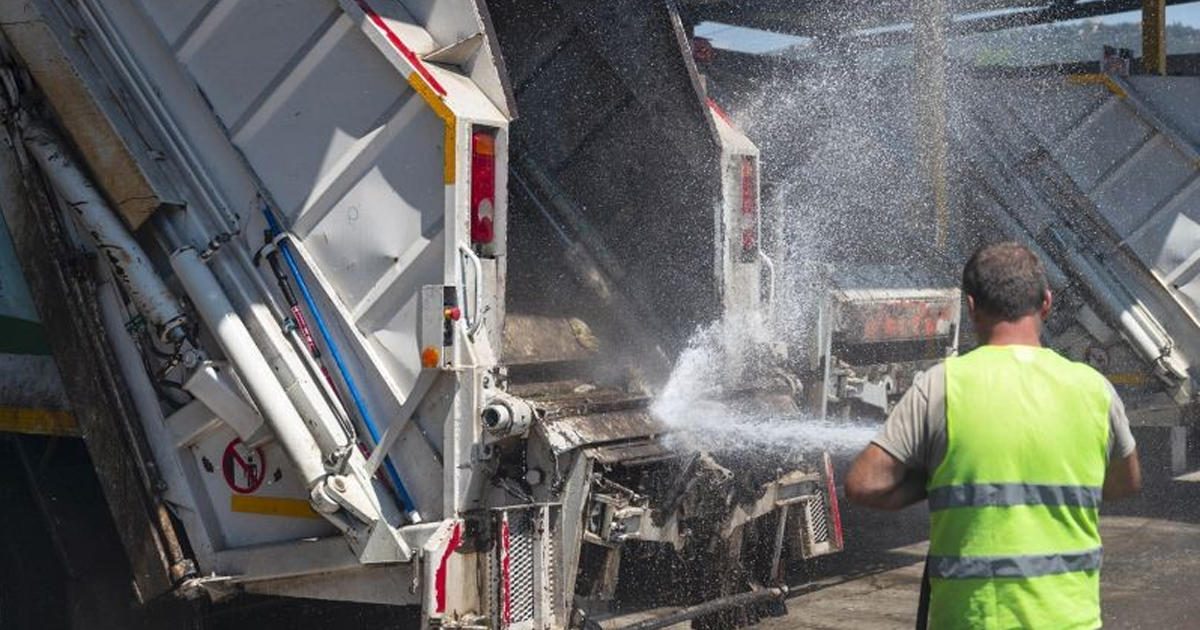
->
xmin=928 ymin=345 xmax=1110 ymax=630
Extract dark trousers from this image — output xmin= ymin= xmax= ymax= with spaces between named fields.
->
xmin=916 ymin=559 xmax=931 ymax=630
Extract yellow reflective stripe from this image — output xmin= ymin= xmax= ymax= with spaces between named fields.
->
xmin=0 ymin=406 xmax=79 ymax=437
xmin=1106 ymin=372 xmax=1148 ymax=386
xmin=230 ymin=494 xmax=320 ymax=519
xmin=1067 ymin=73 xmax=1128 ymax=99
xmin=407 ymin=73 xmax=456 ymax=184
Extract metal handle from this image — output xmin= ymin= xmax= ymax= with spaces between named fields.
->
xmin=758 ymin=250 xmax=776 ymax=305
xmin=458 ymin=243 xmax=484 ymax=338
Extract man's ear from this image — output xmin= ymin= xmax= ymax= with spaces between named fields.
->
xmin=1040 ymin=289 xmax=1053 ymax=320
xmin=966 ymin=295 xmax=976 ymax=320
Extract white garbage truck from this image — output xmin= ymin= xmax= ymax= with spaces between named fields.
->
xmin=0 ymin=1 xmax=850 ymax=628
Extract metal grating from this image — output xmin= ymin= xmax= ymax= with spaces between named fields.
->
xmin=544 ymin=514 xmax=557 ymax=619
xmin=487 ymin=536 xmax=501 ymax=627
xmin=508 ymin=511 xmax=537 ymax=625
xmin=805 ymin=494 xmax=830 ymax=544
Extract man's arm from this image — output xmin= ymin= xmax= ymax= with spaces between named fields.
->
xmin=1103 ymin=383 xmax=1141 ymax=500
xmin=1103 ymin=451 xmax=1141 ymax=500
xmin=845 ymin=444 xmax=928 ymax=510
xmin=845 ymin=366 xmax=940 ymax=511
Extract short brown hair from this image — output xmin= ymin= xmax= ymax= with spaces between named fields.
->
xmin=962 ymin=242 xmax=1049 ymax=320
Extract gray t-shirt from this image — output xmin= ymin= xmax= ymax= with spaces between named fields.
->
xmin=873 ymin=357 xmax=1136 ymax=473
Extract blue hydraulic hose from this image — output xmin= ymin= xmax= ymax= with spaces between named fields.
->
xmin=261 ymin=205 xmax=420 ymax=521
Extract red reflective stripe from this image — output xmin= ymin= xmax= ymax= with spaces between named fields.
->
xmin=353 ymin=0 xmax=447 ymax=96
xmin=825 ymin=452 xmax=844 ymax=549
xmin=501 ymin=517 xmax=512 ymax=627
xmin=434 ymin=523 xmax=463 ymax=613
xmin=706 ymin=97 xmax=733 ymax=126
xmin=740 ymin=157 xmax=757 ymax=255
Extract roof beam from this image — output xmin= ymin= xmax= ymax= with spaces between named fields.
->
xmin=682 ymin=0 xmax=1194 ymax=48
xmin=834 ymin=0 xmax=1195 ymax=48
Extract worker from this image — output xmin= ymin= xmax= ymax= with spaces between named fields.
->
xmin=844 ymin=241 xmax=1141 ymax=629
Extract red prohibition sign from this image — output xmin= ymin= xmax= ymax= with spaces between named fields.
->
xmin=221 ymin=438 xmax=266 ymax=494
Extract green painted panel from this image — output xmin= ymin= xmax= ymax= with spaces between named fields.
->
xmin=0 ymin=314 xmax=51 ymax=355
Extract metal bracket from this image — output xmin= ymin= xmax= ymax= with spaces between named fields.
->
xmin=317 ymin=473 xmax=414 ymax=564
xmin=183 ymin=360 xmax=265 ymax=442
xmin=177 ymin=575 xmax=237 ymax=602
xmin=365 ymin=369 xmax=439 ymax=477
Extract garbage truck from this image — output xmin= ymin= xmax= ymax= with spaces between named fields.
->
xmin=958 ymin=69 xmax=1200 ymax=472
xmin=0 ymin=0 xmax=851 ymax=628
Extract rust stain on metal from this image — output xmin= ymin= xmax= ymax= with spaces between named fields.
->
xmin=2 ymin=16 xmax=159 ymax=228
xmin=834 ymin=292 xmax=959 ymax=344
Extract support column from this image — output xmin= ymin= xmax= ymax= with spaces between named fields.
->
xmin=913 ymin=0 xmax=950 ymax=251
xmin=1142 ymin=0 xmax=1167 ymax=75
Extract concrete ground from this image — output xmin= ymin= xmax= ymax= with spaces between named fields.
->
xmin=766 ymin=516 xmax=1200 ymax=630
xmin=764 ymin=427 xmax=1200 ymax=629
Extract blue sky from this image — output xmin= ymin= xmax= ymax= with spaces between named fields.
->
xmin=693 ymin=22 xmax=809 ymax=54
xmin=695 ymin=2 xmax=1200 ymax=54
xmin=1089 ymin=3 xmax=1200 ymax=24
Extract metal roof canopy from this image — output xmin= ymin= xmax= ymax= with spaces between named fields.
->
xmin=680 ymin=0 xmax=1194 ymax=46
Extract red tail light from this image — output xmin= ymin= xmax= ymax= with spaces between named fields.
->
xmin=739 ymin=156 xmax=758 ymax=262
xmin=471 ymin=129 xmax=496 ymax=248
xmin=824 ymin=451 xmax=844 ymax=550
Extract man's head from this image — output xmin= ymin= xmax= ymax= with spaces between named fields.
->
xmin=962 ymin=241 xmax=1052 ymax=343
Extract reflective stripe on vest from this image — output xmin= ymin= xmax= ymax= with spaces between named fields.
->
xmin=929 ymin=345 xmax=1111 ymax=630
xmin=928 ymin=483 xmax=1103 ymax=511
xmin=928 ymin=547 xmax=1102 ymax=579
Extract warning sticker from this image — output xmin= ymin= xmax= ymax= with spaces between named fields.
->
xmin=222 ymin=438 xmax=266 ymax=494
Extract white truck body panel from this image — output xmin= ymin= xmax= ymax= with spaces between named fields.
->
xmin=964 ymin=72 xmax=1200 ymax=422
xmin=4 ymin=0 xmax=510 ymax=608
xmin=0 ymin=0 xmax=828 ymax=626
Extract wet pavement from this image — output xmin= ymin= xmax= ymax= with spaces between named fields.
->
xmin=767 ymin=516 xmax=1200 ymax=630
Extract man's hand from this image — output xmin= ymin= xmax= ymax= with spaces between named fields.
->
xmin=845 ymin=444 xmax=928 ymax=511
xmin=1103 ymin=451 xmax=1141 ymax=500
